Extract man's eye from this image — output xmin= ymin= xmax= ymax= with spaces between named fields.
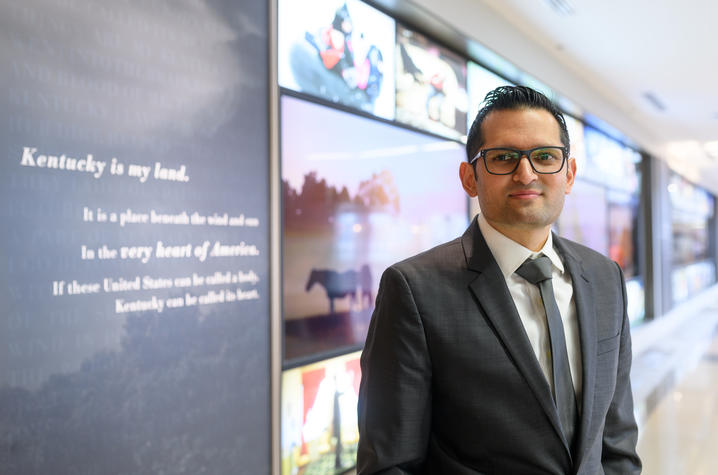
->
xmin=533 ymin=151 xmax=559 ymax=161
xmin=493 ymin=153 xmax=517 ymax=161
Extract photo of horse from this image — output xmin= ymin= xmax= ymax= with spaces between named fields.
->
xmin=305 ymin=265 xmax=372 ymax=315
xmin=281 ymin=95 xmax=467 ymax=362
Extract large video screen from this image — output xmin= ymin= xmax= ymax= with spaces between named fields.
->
xmin=466 ymin=61 xmax=510 ymax=130
xmin=278 ymin=0 xmax=396 ymax=119
xmin=281 ymin=351 xmax=362 ymax=474
xmin=281 ymin=95 xmax=467 ymax=362
xmin=668 ymin=173 xmax=714 ymax=267
xmin=557 ymin=179 xmax=609 ymax=256
xmin=607 ymin=190 xmax=639 ymax=279
xmin=395 ymin=24 xmax=468 ymax=140
xmin=564 ymin=114 xmax=587 ymax=171
xmin=583 ymin=126 xmax=640 ymax=192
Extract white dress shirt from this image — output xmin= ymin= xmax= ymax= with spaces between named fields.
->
xmin=477 ymin=214 xmax=582 ymax=404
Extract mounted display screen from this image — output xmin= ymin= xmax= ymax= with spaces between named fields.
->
xmin=281 ymin=95 xmax=467 ymax=363
xmin=583 ymin=126 xmax=641 ymax=193
xmin=278 ymin=0 xmax=396 ymax=120
xmin=281 ymin=351 xmax=362 ymax=474
xmin=557 ymin=179 xmax=609 ymax=256
xmin=466 ymin=61 xmax=511 ymax=131
xmin=395 ymin=24 xmax=468 ymax=140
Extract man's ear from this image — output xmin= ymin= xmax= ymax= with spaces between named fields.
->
xmin=459 ymin=162 xmax=478 ymax=197
xmin=564 ymin=157 xmax=577 ymax=195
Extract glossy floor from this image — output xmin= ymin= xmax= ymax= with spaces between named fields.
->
xmin=636 ymin=326 xmax=718 ymax=474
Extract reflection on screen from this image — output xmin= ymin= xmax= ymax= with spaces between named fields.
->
xmin=281 ymin=95 xmax=467 ymax=362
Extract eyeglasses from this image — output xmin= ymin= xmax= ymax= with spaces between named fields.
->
xmin=471 ymin=146 xmax=568 ymax=175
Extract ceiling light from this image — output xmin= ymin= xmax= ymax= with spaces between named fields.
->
xmin=704 ymin=141 xmax=718 ymax=160
xmin=642 ymin=91 xmax=666 ymax=112
xmin=542 ymin=0 xmax=575 ymax=15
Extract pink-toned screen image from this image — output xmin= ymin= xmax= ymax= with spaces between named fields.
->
xmin=282 ymin=95 xmax=467 ymax=361
xmin=608 ymin=196 xmax=638 ymax=279
xmin=557 ymin=179 xmax=609 ymax=256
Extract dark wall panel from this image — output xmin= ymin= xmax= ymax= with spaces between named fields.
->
xmin=0 ymin=1 xmax=270 ymax=473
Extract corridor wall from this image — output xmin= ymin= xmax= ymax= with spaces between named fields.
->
xmin=0 ymin=1 xmax=272 ymax=473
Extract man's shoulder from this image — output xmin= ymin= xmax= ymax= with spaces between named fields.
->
xmin=390 ymin=236 xmax=465 ymax=275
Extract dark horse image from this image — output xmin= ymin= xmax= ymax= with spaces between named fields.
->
xmin=305 ymin=265 xmax=372 ymax=314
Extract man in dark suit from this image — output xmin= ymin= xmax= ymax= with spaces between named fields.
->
xmin=357 ymin=86 xmax=641 ymax=474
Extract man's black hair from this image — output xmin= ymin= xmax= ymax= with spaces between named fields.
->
xmin=465 ymin=85 xmax=570 ymax=163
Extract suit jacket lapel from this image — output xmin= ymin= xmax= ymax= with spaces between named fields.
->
xmin=553 ymin=235 xmax=598 ymax=469
xmin=461 ymin=221 xmax=567 ymax=450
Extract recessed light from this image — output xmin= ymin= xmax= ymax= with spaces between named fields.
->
xmin=542 ymin=0 xmax=575 ymax=16
xmin=704 ymin=141 xmax=718 ymax=160
xmin=642 ymin=91 xmax=666 ymax=112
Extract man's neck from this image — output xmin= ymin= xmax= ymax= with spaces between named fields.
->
xmin=483 ymin=218 xmax=550 ymax=252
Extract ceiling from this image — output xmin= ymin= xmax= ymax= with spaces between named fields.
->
xmin=474 ymin=0 xmax=718 ymax=194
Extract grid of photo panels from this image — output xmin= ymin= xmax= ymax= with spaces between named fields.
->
xmin=277 ymin=0 xmax=650 ymax=472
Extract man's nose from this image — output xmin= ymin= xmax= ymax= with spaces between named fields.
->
xmin=513 ymin=156 xmax=538 ymax=184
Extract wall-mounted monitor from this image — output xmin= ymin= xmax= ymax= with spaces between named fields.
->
xmin=607 ymin=189 xmax=639 ymax=279
xmin=557 ymin=179 xmax=609 ymax=256
xmin=564 ymin=114 xmax=586 ymax=170
xmin=281 ymin=351 xmax=362 ymax=474
xmin=278 ymin=0 xmax=396 ymax=119
xmin=668 ymin=173 xmax=715 ymax=217
xmin=583 ymin=126 xmax=640 ymax=192
xmin=466 ymin=61 xmax=511 ymax=131
xmin=672 ymin=261 xmax=716 ymax=304
xmin=281 ymin=95 xmax=468 ymax=363
xmin=395 ymin=24 xmax=468 ymax=140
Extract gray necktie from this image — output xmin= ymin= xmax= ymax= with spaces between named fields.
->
xmin=516 ymin=255 xmax=578 ymax=452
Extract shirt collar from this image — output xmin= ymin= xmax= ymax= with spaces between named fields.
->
xmin=477 ymin=213 xmax=565 ymax=279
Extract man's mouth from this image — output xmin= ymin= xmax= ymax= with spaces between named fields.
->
xmin=509 ymin=189 xmax=542 ymax=199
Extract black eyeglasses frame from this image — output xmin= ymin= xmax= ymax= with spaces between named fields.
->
xmin=470 ymin=146 xmax=569 ymax=175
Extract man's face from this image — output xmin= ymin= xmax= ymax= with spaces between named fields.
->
xmin=461 ymin=107 xmax=576 ymax=240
